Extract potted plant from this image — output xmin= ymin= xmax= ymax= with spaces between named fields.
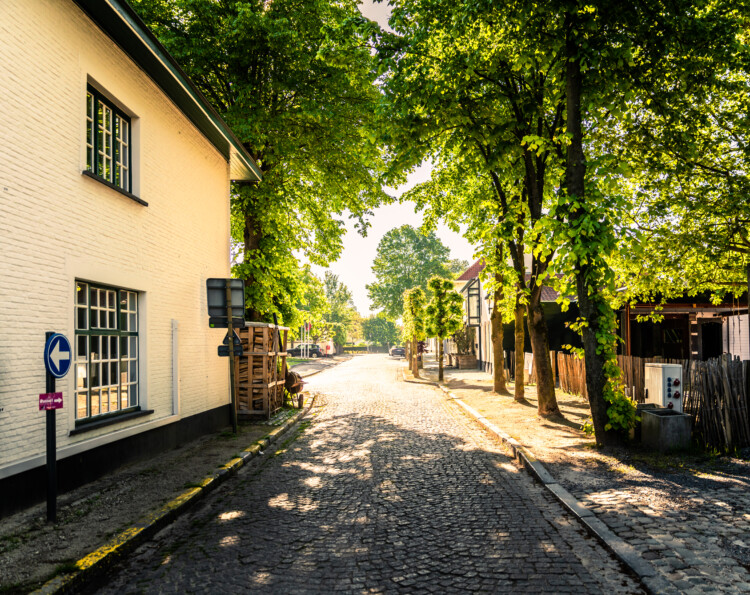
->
xmin=452 ymin=325 xmax=477 ymax=369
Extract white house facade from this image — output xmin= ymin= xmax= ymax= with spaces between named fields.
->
xmin=0 ymin=0 xmax=261 ymax=515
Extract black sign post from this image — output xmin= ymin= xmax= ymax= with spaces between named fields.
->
xmin=226 ymin=281 xmax=238 ymax=434
xmin=45 ymin=331 xmax=57 ymax=524
xmin=207 ymin=279 xmax=245 ymax=435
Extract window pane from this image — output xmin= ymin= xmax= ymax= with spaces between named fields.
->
xmin=129 ymin=362 xmax=137 ymax=383
xmin=77 ymin=336 xmax=87 ymax=359
xmin=110 ymin=388 xmax=119 ymax=412
xmin=77 ymin=307 xmax=87 ymax=330
xmin=90 ymin=389 xmax=100 ymax=416
xmin=91 ymin=362 xmax=100 ymax=388
xmin=101 ymin=337 xmax=108 ymax=359
xmin=90 ymin=336 xmax=99 ymax=359
xmin=108 ymin=311 xmax=116 ymax=329
xmin=76 ymin=363 xmax=87 ymax=390
xmin=77 ymin=282 xmax=88 ymax=305
xmin=129 ymin=337 xmax=137 ymax=359
xmin=90 ymin=290 xmax=98 ymax=308
xmin=120 ymin=336 xmax=128 ymax=358
xmin=77 ymin=392 xmax=88 ymax=419
xmin=128 ymin=384 xmax=137 ymax=407
xmin=101 ymin=388 xmax=109 ymax=413
xmin=110 ymin=336 xmax=118 ymax=357
xmin=129 ymin=313 xmax=136 ymax=332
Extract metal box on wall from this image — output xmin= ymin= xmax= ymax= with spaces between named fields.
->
xmin=644 ymin=363 xmax=684 ymax=412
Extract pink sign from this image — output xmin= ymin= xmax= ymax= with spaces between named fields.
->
xmin=39 ymin=393 xmax=63 ymax=410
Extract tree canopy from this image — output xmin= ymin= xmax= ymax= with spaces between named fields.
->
xmin=367 ymin=224 xmax=451 ymax=318
xmin=362 ymin=312 xmax=401 ymax=347
xmin=132 ymin=0 xmax=387 ymax=324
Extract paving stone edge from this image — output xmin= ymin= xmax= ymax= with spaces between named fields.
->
xmin=403 ymin=368 xmax=668 ymax=595
xmin=32 ymin=396 xmax=317 ymax=595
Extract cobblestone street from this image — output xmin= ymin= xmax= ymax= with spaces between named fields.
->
xmin=95 ymin=355 xmax=642 ymax=593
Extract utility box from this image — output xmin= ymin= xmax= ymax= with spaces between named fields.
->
xmin=645 ymin=363 xmax=684 ymax=413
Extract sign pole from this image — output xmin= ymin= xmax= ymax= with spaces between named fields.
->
xmin=226 ymin=281 xmax=238 ymax=435
xmin=45 ymin=332 xmax=57 ymax=523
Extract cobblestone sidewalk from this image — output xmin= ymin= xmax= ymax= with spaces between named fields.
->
xmin=420 ymin=359 xmax=750 ymax=594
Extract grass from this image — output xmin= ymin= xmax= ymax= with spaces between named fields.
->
xmin=287 ymin=357 xmax=305 ymax=366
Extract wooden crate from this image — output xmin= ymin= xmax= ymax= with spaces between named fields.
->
xmin=234 ymin=323 xmax=288 ymax=418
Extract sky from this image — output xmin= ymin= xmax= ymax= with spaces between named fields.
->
xmin=309 ymin=2 xmax=476 ymax=315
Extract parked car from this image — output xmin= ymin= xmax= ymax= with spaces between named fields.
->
xmin=288 ymin=344 xmax=322 ymax=358
xmin=389 ymin=346 xmax=405 ymax=357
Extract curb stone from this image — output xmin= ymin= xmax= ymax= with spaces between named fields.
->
xmin=403 ymin=366 xmax=661 ymax=595
xmin=32 ymin=396 xmax=317 ymax=595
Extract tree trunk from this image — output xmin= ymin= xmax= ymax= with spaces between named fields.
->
xmin=411 ymin=336 xmax=420 ymax=378
xmin=491 ymin=284 xmax=508 ymax=394
xmin=526 ymin=284 xmax=560 ymax=416
xmin=438 ymin=339 xmax=444 ymax=381
xmin=242 ymin=197 xmax=263 ymax=322
xmin=565 ymin=15 xmax=619 ymax=445
xmin=514 ymin=298 xmax=526 ymax=403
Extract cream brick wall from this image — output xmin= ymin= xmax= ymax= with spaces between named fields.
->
xmin=0 ymin=0 xmax=233 ymax=472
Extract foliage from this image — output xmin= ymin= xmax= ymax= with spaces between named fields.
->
xmin=367 ymin=225 xmax=451 ymax=318
xmin=290 ymin=266 xmax=328 ymax=340
xmin=132 ymin=0 xmax=387 ymax=323
xmin=425 ymin=277 xmax=463 ymax=340
xmin=362 ymin=312 xmax=400 ymax=346
xmin=402 ymin=287 xmax=426 ymax=344
xmin=447 ymin=259 xmax=471 ymax=279
xmin=323 ymin=272 xmax=358 ymax=349
xmin=452 ymin=325 xmax=475 ymax=356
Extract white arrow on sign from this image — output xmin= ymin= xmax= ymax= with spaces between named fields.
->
xmin=51 ymin=339 xmax=70 ymax=373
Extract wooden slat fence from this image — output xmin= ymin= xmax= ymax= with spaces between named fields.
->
xmin=684 ymin=358 xmax=750 ymax=451
xmin=557 ymin=353 xmax=587 ymax=398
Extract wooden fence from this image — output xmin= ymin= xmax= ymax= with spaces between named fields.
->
xmin=557 ymin=353 xmax=587 ymax=398
xmin=684 ymin=358 xmax=750 ymax=451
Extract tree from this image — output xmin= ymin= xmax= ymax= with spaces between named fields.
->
xmin=362 ymin=313 xmax=400 ymax=347
xmin=367 ymin=225 xmax=451 ymax=318
xmin=324 ymin=272 xmax=358 ymax=353
xmin=402 ymin=287 xmax=426 ymax=378
xmin=425 ymin=277 xmax=463 ymax=381
xmin=447 ymin=259 xmax=471 ymax=278
xmin=292 ymin=267 xmax=329 ymax=340
xmin=132 ymin=0 xmax=386 ymax=324
xmin=376 ymin=3 xmax=563 ymax=417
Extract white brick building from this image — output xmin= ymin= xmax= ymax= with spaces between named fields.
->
xmin=0 ymin=0 xmax=261 ymax=515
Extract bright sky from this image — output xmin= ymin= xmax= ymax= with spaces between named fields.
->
xmin=310 ymin=2 xmax=476 ymax=315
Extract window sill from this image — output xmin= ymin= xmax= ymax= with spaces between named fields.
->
xmin=70 ymin=408 xmax=154 ymax=436
xmin=81 ymin=170 xmax=147 ymax=206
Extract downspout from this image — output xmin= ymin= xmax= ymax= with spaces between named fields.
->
xmin=477 ymin=278 xmax=483 ymax=370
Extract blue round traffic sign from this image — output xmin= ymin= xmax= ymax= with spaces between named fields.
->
xmin=44 ymin=333 xmax=72 ymax=378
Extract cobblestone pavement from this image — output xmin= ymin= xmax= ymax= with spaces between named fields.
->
xmin=437 ymin=365 xmax=750 ymax=594
xmin=94 ymin=355 xmax=642 ymax=594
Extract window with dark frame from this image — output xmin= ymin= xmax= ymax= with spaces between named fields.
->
xmin=86 ymin=86 xmax=131 ymax=193
xmin=74 ymin=281 xmax=139 ymax=423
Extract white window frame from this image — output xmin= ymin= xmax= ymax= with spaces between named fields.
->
xmin=74 ymin=281 xmax=139 ymax=424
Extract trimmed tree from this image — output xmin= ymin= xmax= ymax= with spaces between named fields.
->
xmin=425 ymin=277 xmax=463 ymax=381
xmin=402 ymin=288 xmax=426 ymax=378
xmin=362 ymin=312 xmax=400 ymax=347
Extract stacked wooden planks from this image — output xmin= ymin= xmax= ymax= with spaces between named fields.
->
xmin=235 ymin=323 xmax=289 ymax=419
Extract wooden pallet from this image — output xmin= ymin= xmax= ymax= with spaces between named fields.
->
xmin=234 ymin=323 xmax=288 ymax=418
